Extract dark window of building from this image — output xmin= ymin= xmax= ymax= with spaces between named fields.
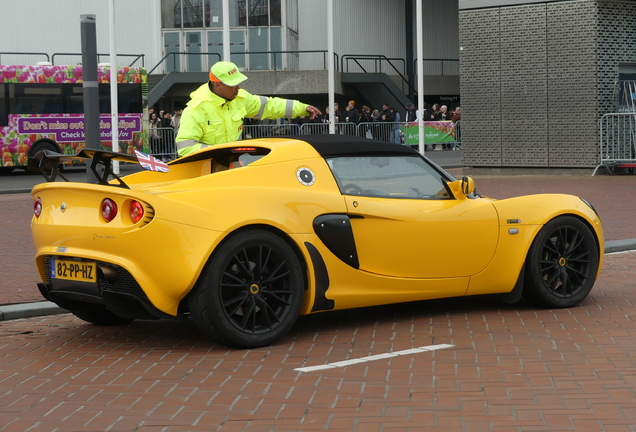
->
xmin=184 ymin=0 xmax=204 ymax=27
xmin=248 ymin=0 xmax=269 ymax=26
xmin=208 ymin=0 xmax=244 ymax=27
xmin=238 ymin=0 xmax=247 ymax=26
xmin=162 ymin=0 xmax=182 ymax=28
xmin=270 ymin=0 xmax=281 ymax=25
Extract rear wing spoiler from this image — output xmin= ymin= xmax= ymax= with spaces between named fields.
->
xmin=32 ymin=149 xmax=140 ymax=189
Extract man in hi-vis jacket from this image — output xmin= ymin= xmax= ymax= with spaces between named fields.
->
xmin=175 ymin=61 xmax=321 ymax=157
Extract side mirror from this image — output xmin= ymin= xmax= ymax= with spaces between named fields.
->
xmin=461 ymin=176 xmax=475 ymax=195
xmin=447 ymin=176 xmax=476 ymax=199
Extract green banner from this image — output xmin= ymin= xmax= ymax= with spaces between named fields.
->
xmin=405 ymin=122 xmax=456 ymax=145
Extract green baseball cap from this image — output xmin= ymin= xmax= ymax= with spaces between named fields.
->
xmin=209 ymin=61 xmax=248 ymax=87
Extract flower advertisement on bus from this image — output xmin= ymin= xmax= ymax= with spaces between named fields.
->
xmin=0 ymin=65 xmax=143 ymax=85
xmin=1 ymin=114 xmax=146 ymax=167
xmin=0 ymin=64 xmax=148 ymax=168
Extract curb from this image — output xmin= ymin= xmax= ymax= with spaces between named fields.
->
xmin=605 ymin=238 xmax=636 ymax=254
xmin=1 ymin=239 xmax=635 ymax=323
xmin=0 ymin=301 xmax=66 ymax=321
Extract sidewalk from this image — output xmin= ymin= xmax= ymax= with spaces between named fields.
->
xmin=2 ymin=160 xmax=636 ymax=320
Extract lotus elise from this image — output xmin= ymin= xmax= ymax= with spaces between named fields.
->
xmin=30 ymin=135 xmax=603 ymax=348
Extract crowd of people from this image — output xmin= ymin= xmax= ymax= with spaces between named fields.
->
xmin=310 ymin=101 xmax=461 ymax=125
xmin=150 ymin=98 xmax=461 ymax=157
xmin=148 ymin=107 xmax=182 ymax=133
xmin=246 ymin=101 xmax=461 ymax=132
xmin=148 ymin=107 xmax=182 ymax=160
xmin=148 ymin=101 xmax=461 ymax=152
xmin=243 ymin=100 xmax=462 ymax=145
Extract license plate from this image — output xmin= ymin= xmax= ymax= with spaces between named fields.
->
xmin=50 ymin=259 xmax=97 ymax=283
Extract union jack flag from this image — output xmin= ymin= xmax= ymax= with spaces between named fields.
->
xmin=134 ymin=150 xmax=170 ymax=173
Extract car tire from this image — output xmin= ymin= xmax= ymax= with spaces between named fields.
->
xmin=70 ymin=305 xmax=134 ymax=326
xmin=188 ymin=229 xmax=305 ymax=349
xmin=28 ymin=141 xmax=63 ymax=173
xmin=523 ymin=216 xmax=599 ymax=308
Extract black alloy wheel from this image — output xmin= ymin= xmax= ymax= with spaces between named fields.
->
xmin=188 ymin=229 xmax=304 ymax=348
xmin=523 ymin=216 xmax=599 ymax=308
xmin=220 ymin=243 xmax=296 ymax=334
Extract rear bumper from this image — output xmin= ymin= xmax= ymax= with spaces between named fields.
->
xmin=38 ymin=256 xmax=176 ymax=320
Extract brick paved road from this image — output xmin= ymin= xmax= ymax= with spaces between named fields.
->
xmin=0 ymin=250 xmax=634 ymax=431
xmin=2 ymin=174 xmax=636 ymax=306
xmin=0 ymin=194 xmax=39 ymax=305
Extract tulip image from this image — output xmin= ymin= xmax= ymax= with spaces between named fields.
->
xmin=8 ymin=137 xmax=19 ymax=153
xmin=18 ymin=138 xmax=29 ymax=155
xmin=2 ymin=146 xmax=13 ymax=167
xmin=3 ymin=66 xmax=17 ymax=81
xmin=42 ymin=66 xmax=56 ymax=78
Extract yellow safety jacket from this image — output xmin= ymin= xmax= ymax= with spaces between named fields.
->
xmin=175 ymin=83 xmax=310 ymax=157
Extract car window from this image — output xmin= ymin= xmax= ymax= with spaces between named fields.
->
xmin=236 ymin=153 xmax=266 ymax=166
xmin=326 ymin=155 xmax=451 ymax=199
xmin=210 ymin=147 xmax=270 ymax=172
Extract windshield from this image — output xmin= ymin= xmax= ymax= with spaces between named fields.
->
xmin=326 ymin=155 xmax=451 ymax=199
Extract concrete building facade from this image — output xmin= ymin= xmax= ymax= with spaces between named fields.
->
xmin=0 ymin=1 xmax=460 ymax=114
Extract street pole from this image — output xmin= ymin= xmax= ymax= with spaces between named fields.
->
xmin=108 ymin=0 xmax=120 ymax=175
xmin=327 ymin=0 xmax=335 ymax=135
xmin=222 ymin=0 xmax=230 ymax=61
xmin=416 ymin=1 xmax=425 ymax=155
xmin=81 ymin=14 xmax=101 ymax=183
xmin=405 ymin=0 xmax=414 ymax=102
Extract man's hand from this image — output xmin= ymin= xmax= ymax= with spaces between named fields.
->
xmin=306 ymin=106 xmax=322 ymax=120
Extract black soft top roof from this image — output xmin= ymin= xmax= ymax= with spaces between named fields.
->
xmin=173 ymin=135 xmax=419 ymax=166
xmin=284 ymin=134 xmax=419 ymax=158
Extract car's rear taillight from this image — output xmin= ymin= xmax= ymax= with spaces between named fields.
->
xmin=34 ymin=197 xmax=42 ymax=218
xmin=101 ymin=198 xmax=118 ymax=222
xmin=130 ymin=200 xmax=144 ymax=223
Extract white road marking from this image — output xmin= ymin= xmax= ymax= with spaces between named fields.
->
xmin=294 ymin=343 xmax=455 ymax=373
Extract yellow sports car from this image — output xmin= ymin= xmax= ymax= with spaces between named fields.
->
xmin=31 ymin=135 xmax=603 ymax=348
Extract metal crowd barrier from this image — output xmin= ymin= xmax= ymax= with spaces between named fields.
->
xmin=592 ymin=113 xmax=636 ymax=176
xmin=359 ymin=121 xmax=403 ymax=143
xmin=149 ymin=127 xmax=177 ymax=161
xmin=241 ymin=123 xmax=301 ymax=139
xmin=454 ymin=120 xmax=462 ymax=150
xmin=163 ymin=121 xmax=459 ymax=158
xmin=300 ymin=122 xmax=331 ymax=135
xmin=240 ymin=121 xmax=411 ymax=145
